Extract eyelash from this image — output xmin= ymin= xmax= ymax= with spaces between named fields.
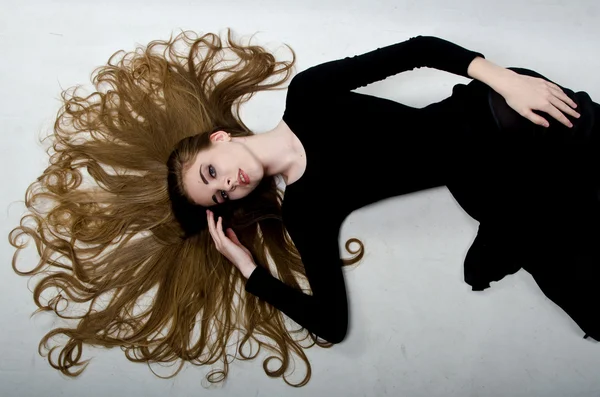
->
xmin=208 ymin=165 xmax=229 ymax=201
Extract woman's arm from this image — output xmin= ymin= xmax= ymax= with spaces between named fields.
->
xmin=288 ymin=35 xmax=579 ymax=128
xmin=207 ymin=209 xmax=348 ymax=344
xmin=245 ymin=223 xmax=348 ymax=344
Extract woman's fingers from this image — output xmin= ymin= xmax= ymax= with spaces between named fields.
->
xmin=524 ymin=110 xmax=549 ymax=128
xmin=215 ymin=217 xmax=241 ymax=254
xmin=548 ymin=94 xmax=580 ymax=120
xmin=227 ymin=228 xmax=252 ymax=255
xmin=547 ymin=83 xmax=578 ymax=110
xmin=216 ymin=216 xmax=227 ymax=241
xmin=542 ymin=101 xmax=573 ymax=128
xmin=544 ymin=82 xmax=580 ymax=126
xmin=226 ymin=228 xmax=241 ymax=244
xmin=206 ymin=210 xmax=221 ymax=248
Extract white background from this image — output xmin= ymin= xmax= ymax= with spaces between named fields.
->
xmin=1 ymin=0 xmax=599 ymax=396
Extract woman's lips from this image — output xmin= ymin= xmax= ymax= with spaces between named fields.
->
xmin=238 ymin=168 xmax=250 ymax=185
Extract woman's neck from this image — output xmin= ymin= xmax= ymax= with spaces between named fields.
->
xmin=236 ymin=120 xmax=306 ymax=184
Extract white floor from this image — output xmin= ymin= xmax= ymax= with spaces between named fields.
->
xmin=1 ymin=1 xmax=599 ymax=396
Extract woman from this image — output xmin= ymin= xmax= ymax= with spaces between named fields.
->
xmin=10 ymin=29 xmax=595 ymax=387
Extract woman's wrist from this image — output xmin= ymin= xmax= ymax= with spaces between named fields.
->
xmin=241 ymin=262 xmax=258 ymax=279
xmin=467 ymin=56 xmax=516 ymax=95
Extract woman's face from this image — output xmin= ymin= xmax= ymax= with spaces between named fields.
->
xmin=183 ymin=131 xmax=264 ymax=207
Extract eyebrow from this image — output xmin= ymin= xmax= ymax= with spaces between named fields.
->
xmin=199 ymin=163 xmax=219 ymax=205
xmin=199 ymin=163 xmax=208 ymax=184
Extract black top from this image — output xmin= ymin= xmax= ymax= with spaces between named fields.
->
xmin=244 ymin=36 xmax=486 ymax=343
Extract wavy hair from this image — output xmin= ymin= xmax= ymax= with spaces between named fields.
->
xmin=9 ymin=29 xmax=364 ymax=387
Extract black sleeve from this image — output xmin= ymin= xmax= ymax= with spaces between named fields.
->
xmin=287 ymin=35 xmax=485 ymax=94
xmin=244 ymin=215 xmax=348 ymax=344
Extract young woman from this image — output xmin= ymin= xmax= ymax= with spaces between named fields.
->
xmin=11 ymin=29 xmax=596 ymax=387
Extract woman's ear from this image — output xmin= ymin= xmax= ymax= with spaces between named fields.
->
xmin=209 ymin=130 xmax=231 ymax=142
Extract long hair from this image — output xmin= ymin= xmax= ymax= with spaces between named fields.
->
xmin=9 ymin=28 xmax=364 ymax=387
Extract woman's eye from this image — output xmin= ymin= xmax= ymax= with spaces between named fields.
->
xmin=208 ymin=165 xmax=216 ymax=178
xmin=220 ymin=191 xmax=229 ymax=200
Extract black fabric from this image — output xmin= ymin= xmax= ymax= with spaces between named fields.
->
xmin=450 ymin=68 xmax=600 ymax=340
xmin=243 ymin=35 xmax=600 ymax=342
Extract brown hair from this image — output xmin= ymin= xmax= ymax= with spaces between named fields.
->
xmin=9 ymin=28 xmax=363 ymax=387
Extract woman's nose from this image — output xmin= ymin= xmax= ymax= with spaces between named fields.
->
xmin=225 ymin=177 xmax=235 ymax=191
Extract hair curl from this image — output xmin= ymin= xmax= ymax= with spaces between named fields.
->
xmin=9 ymin=28 xmax=364 ymax=387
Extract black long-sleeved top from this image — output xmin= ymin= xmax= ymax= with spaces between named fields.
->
xmin=244 ymin=36 xmax=486 ymax=343
xmin=244 ymin=35 xmax=600 ymax=342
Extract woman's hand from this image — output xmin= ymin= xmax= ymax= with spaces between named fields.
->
xmin=467 ymin=57 xmax=580 ymax=128
xmin=498 ymin=72 xmax=580 ymax=128
xmin=207 ymin=210 xmax=257 ymax=278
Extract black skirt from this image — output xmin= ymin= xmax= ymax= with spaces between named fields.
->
xmin=447 ymin=67 xmax=600 ymax=340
